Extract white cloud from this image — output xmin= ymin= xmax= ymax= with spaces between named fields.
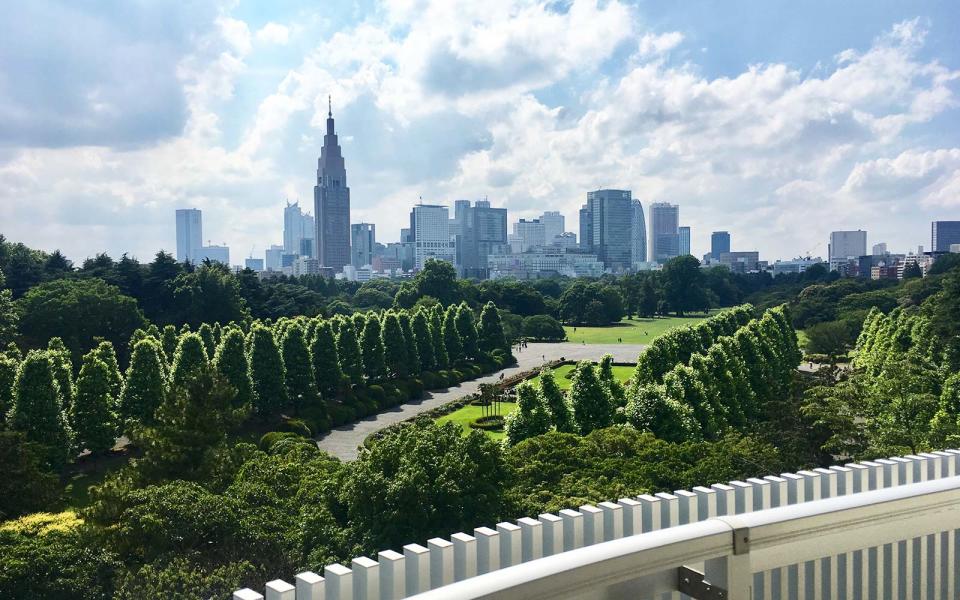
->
xmin=638 ymin=32 xmax=684 ymax=57
xmin=256 ymin=22 xmax=290 ymax=45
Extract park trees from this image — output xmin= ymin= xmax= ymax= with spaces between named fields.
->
xmin=169 ymin=333 xmax=209 ymax=389
xmin=569 ymin=361 xmax=614 ymax=434
xmin=335 ymin=320 xmax=364 ymax=385
xmin=69 ymin=352 xmax=118 ymax=455
xmin=661 ymin=255 xmax=710 ymax=316
xmin=211 ymin=329 xmax=253 ymax=410
xmin=247 ymin=326 xmax=287 ymax=417
xmin=538 ymin=367 xmax=575 ymax=433
xmin=411 ymin=310 xmax=436 ymax=372
xmin=281 ymin=323 xmax=318 ymax=413
xmin=310 ymin=320 xmax=343 ymax=397
xmin=360 ymin=314 xmax=386 ymax=381
xmin=455 ymin=303 xmax=480 ymax=359
xmin=8 ymin=350 xmax=72 ymax=468
xmin=120 ymin=339 xmax=167 ymax=433
xmin=381 ymin=312 xmax=409 ymax=379
xmin=477 ymin=301 xmax=508 ymax=353
xmin=398 ymin=311 xmax=420 ymax=377
xmin=503 ymin=382 xmax=553 ymax=446
xmin=625 ymin=384 xmax=700 ymax=442
xmin=443 ymin=305 xmax=463 ymax=364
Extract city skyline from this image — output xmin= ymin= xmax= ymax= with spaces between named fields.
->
xmin=1 ymin=2 xmax=959 ymax=262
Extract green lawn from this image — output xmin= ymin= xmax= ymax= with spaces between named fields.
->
xmin=563 ymin=311 xmax=724 ymax=345
xmin=527 ymin=363 xmax=634 ymax=390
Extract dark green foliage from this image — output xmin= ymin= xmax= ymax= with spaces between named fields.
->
xmin=69 ymin=353 xmax=118 ymax=454
xmin=360 ymin=314 xmax=386 ymax=381
xmin=569 ymin=361 xmax=613 ymax=434
xmin=625 ymin=383 xmax=700 ymax=442
xmin=455 ymin=303 xmax=480 ymax=359
xmin=335 ymin=319 xmax=364 ymax=385
xmin=0 ymin=354 xmax=17 ymax=424
xmin=0 ymin=431 xmax=60 ymax=519
xmin=430 ymin=305 xmax=448 ymax=369
xmin=503 ymin=382 xmax=553 ymax=446
xmin=381 ymin=312 xmax=408 ymax=379
xmin=0 ymin=280 xmax=17 ymax=346
xmin=115 ymin=557 xmax=257 ymax=600
xmin=398 ymin=311 xmax=420 ymax=376
xmin=120 ymin=339 xmax=167 ymax=432
xmin=442 ymin=305 xmax=463 ymax=363
xmin=161 ymin=325 xmax=178 ymax=364
xmin=281 ymin=324 xmax=318 ymax=414
xmin=661 ymin=255 xmax=710 ymax=316
xmin=664 ymin=364 xmax=720 ymax=438
xmin=169 ymin=333 xmax=208 ymax=389
xmin=538 ymin=367 xmax=575 ymax=433
xmin=8 ymin=351 xmax=72 ymax=468
xmin=310 ymin=320 xmax=343 ymax=397
xmin=198 ymin=323 xmax=217 ymax=359
xmin=46 ymin=338 xmax=75 ymax=411
xmin=171 ymin=263 xmax=250 ymax=328
xmin=522 ymin=314 xmax=566 ymax=341
xmin=247 ymin=326 xmax=287 ymax=417
xmin=477 ymin=301 xmax=508 ymax=353
xmin=212 ymin=329 xmax=253 ymax=409
xmin=411 ymin=310 xmax=436 ymax=371
xmin=558 ymin=281 xmax=624 ymax=325
xmin=345 ymin=421 xmax=507 ymax=551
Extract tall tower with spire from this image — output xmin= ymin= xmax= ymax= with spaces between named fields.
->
xmin=313 ymin=96 xmax=351 ymax=273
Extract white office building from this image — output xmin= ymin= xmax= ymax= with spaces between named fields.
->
xmin=192 ymin=245 xmax=229 ymax=265
xmin=488 ymin=248 xmax=605 ymax=279
xmin=828 ymin=230 xmax=867 ymax=270
xmin=540 ymin=211 xmax=565 ymax=244
xmin=175 ymin=208 xmax=202 ymax=263
xmin=411 ymin=204 xmax=455 ymax=270
xmin=512 ymin=219 xmax=546 ymax=252
xmin=265 ymin=245 xmax=284 ymax=270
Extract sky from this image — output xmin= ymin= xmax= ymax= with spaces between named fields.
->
xmin=0 ymin=0 xmax=958 ymax=264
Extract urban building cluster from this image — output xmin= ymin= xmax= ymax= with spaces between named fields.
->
xmin=174 ymin=102 xmax=960 ymax=282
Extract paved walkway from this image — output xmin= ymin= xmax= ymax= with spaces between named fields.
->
xmin=316 ymin=342 xmax=646 ymax=460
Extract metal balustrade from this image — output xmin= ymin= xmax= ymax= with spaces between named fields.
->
xmin=233 ymin=449 xmax=960 ymax=600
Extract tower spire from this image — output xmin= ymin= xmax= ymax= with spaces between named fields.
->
xmin=328 ymin=95 xmax=332 ymax=118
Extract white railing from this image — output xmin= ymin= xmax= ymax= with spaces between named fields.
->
xmin=234 ymin=450 xmax=960 ymax=600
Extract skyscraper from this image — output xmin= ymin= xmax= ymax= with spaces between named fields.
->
xmin=828 ymin=230 xmax=867 ymax=260
xmin=314 ymin=98 xmax=351 ymax=273
xmin=932 ymin=221 xmax=960 ymax=252
xmin=411 ymin=204 xmax=454 ymax=269
xmin=579 ymin=204 xmax=592 ymax=251
xmin=512 ymin=219 xmax=546 ymax=252
xmin=631 ymin=200 xmax=646 ymax=265
xmin=679 ymin=226 xmax=691 ymax=256
xmin=872 ymin=242 xmax=888 ymax=256
xmin=711 ymin=231 xmax=730 ymax=260
xmin=351 ymin=223 xmax=376 ymax=268
xmin=265 ymin=245 xmax=284 ymax=270
xmin=649 ymin=202 xmax=680 ymax=263
xmin=540 ymin=211 xmax=564 ymax=244
xmin=283 ymin=201 xmax=315 ymax=257
xmin=457 ymin=200 xmax=508 ymax=278
xmin=175 ymin=208 xmax=202 ymax=263
xmin=585 ymin=189 xmax=633 ymax=271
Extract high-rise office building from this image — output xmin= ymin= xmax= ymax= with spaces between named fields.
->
xmin=579 ymin=204 xmax=592 ymax=251
xmin=513 ymin=219 xmax=546 ymax=252
xmin=649 ymin=202 xmax=680 ymax=263
xmin=711 ymin=231 xmax=730 ymax=260
xmin=411 ymin=204 xmax=454 ymax=269
xmin=828 ymin=230 xmax=867 ymax=260
xmin=583 ymin=189 xmax=633 ymax=271
xmin=245 ymin=258 xmax=264 ymax=271
xmin=932 ymin=221 xmax=960 ymax=252
xmin=456 ymin=200 xmax=508 ymax=278
xmin=631 ymin=200 xmax=646 ymax=265
xmin=193 ymin=245 xmax=229 ymax=265
xmin=265 ymin=245 xmax=284 ymax=270
xmin=175 ymin=208 xmax=202 ymax=263
xmin=679 ymin=226 xmax=691 ymax=256
xmin=540 ymin=211 xmax=565 ymax=244
xmin=313 ymin=98 xmax=351 ymax=273
xmin=351 ymin=223 xmax=376 ymax=268
xmin=872 ymin=243 xmax=888 ymax=256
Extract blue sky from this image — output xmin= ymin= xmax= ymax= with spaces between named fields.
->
xmin=1 ymin=0 xmax=958 ymax=263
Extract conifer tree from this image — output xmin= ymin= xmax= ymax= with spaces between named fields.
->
xmin=412 ymin=310 xmax=436 ymax=372
xmin=455 ymin=303 xmax=480 ymax=359
xmin=119 ymin=338 xmax=167 ymax=431
xmin=361 ymin=314 xmax=386 ymax=381
xmin=198 ymin=323 xmax=217 ymax=359
xmin=8 ymin=351 xmax=72 ymax=468
xmin=5 ymin=342 xmax=22 ymax=362
xmin=161 ymin=325 xmax=178 ymax=364
xmin=443 ymin=305 xmax=463 ymax=364
xmin=625 ymin=383 xmax=700 ymax=442
xmin=93 ymin=341 xmax=123 ymax=400
xmin=281 ymin=324 xmax=317 ymax=413
xmin=169 ymin=333 xmax=209 ymax=388
xmin=538 ymin=367 xmax=574 ymax=433
xmin=69 ymin=353 xmax=118 ymax=454
xmin=311 ymin=320 xmax=343 ymax=396
xmin=46 ymin=337 xmax=74 ymax=410
xmin=381 ymin=312 xmax=408 ymax=379
xmin=0 ymin=354 xmax=19 ymax=425
xmin=398 ymin=311 xmax=420 ymax=377
xmin=597 ymin=354 xmax=627 ymax=408
xmin=503 ymin=381 xmax=553 ymax=446
xmin=569 ymin=361 xmax=614 ymax=434
xmin=336 ymin=320 xmax=364 ymax=385
xmin=664 ymin=364 xmax=719 ymax=439
xmin=247 ymin=325 xmax=287 ymax=417
xmin=351 ymin=313 xmax=368 ymax=336
xmin=430 ymin=306 xmax=449 ymax=369
xmin=211 ymin=328 xmax=253 ymax=409
xmin=477 ymin=301 xmax=508 ymax=354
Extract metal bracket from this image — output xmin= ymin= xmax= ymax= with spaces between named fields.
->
xmin=732 ymin=525 xmax=750 ymax=555
xmin=677 ymin=566 xmax=727 ymax=600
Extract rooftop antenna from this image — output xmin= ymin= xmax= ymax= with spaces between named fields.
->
xmin=328 ymin=95 xmax=332 ymax=118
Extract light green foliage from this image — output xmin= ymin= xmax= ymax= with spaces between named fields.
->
xmin=169 ymin=333 xmax=208 ymax=389
xmin=47 ymin=337 xmax=74 ymax=410
xmin=281 ymin=323 xmax=318 ymax=413
xmin=503 ymin=382 xmax=553 ymax=446
xmin=569 ymin=361 xmax=614 ymax=434
xmin=538 ymin=367 xmax=575 ymax=433
xmin=198 ymin=323 xmax=216 ymax=359
xmin=93 ymin=340 xmax=123 ymax=399
xmin=597 ymin=354 xmax=626 ymax=408
xmin=443 ymin=305 xmax=463 ymax=364
xmin=625 ymin=383 xmax=700 ymax=442
xmin=8 ymin=350 xmax=73 ymax=468
xmin=247 ymin=325 xmax=287 ymax=417
xmin=161 ymin=325 xmax=178 ymax=365
xmin=0 ymin=354 xmax=18 ymax=424
xmin=310 ymin=320 xmax=343 ymax=397
xmin=211 ymin=329 xmax=253 ymax=409
xmin=120 ymin=338 xmax=167 ymax=432
xmin=335 ymin=319 xmax=363 ymax=385
xmin=69 ymin=353 xmax=118 ymax=454
xmin=664 ymin=364 xmax=720 ymax=439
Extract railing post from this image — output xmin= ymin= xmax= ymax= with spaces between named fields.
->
xmin=617 ymin=498 xmax=642 ymax=535
xmin=473 ymin=527 xmax=499 ymax=575
xmin=517 ymin=517 xmax=542 ymax=562
xmin=598 ymin=501 xmax=623 ymax=541
xmin=579 ymin=505 xmax=603 ymax=545
xmin=538 ymin=514 xmax=563 ymax=556
xmin=233 ymin=590 xmax=263 ymax=600
xmin=428 ymin=538 xmax=453 ymax=589
xmin=403 ymin=543 xmax=429 ymax=597
xmin=323 ymin=565 xmax=352 ymax=600
xmin=559 ymin=509 xmax=584 ymax=551
xmin=352 ymin=557 xmax=379 ymax=600
xmin=294 ymin=572 xmax=324 ymax=600
xmin=637 ymin=495 xmax=661 ymax=533
xmin=496 ymin=522 xmax=521 ymax=567
xmin=655 ymin=492 xmax=679 ymax=529
xmin=452 ymin=532 xmax=477 ymax=581
xmin=692 ymin=486 xmax=717 ymax=521
xmin=745 ymin=477 xmax=771 ymax=512
xmin=266 ymin=579 xmax=295 ymax=600
xmin=377 ymin=550 xmax=404 ymax=600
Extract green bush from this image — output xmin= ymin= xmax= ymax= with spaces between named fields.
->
xmin=436 ymin=371 xmax=450 ymax=387
xmin=258 ymin=431 xmax=300 ymax=451
xmin=421 ymin=372 xmax=439 ymax=389
xmin=301 ymin=403 xmax=331 ymax=435
xmin=408 ymin=378 xmax=424 ymax=400
xmin=367 ymin=385 xmax=386 ymax=406
xmin=469 ymin=415 xmax=505 ymax=431
xmin=328 ymin=403 xmax=356 ymax=426
xmin=449 ymin=369 xmax=464 ymax=383
xmin=278 ymin=417 xmax=312 ymax=438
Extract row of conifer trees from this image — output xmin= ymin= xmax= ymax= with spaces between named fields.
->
xmin=0 ymin=301 xmax=510 ymax=469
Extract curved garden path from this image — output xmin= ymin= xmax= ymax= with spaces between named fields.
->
xmin=316 ymin=342 xmax=645 ymax=460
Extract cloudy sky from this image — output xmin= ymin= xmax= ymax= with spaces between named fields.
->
xmin=1 ymin=0 xmax=958 ymax=263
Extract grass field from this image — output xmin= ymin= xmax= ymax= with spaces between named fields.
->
xmin=527 ymin=363 xmax=634 ymax=390
xmin=563 ymin=310 xmax=723 ymax=345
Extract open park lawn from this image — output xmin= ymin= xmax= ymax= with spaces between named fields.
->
xmin=527 ymin=363 xmax=634 ymax=390
xmin=563 ymin=311 xmax=722 ymax=345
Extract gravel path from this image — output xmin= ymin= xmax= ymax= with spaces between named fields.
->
xmin=316 ymin=342 xmax=646 ymax=460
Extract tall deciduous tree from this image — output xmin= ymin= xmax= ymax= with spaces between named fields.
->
xmin=169 ymin=333 xmax=209 ymax=389
xmin=211 ymin=329 xmax=253 ymax=409
xmin=0 ymin=354 xmax=18 ymax=425
xmin=597 ymin=354 xmax=626 ymax=408
xmin=8 ymin=351 xmax=72 ymax=468
xmin=46 ymin=337 xmax=74 ymax=410
xmin=504 ymin=382 xmax=553 ymax=446
xmin=161 ymin=325 xmax=178 ymax=365
xmin=281 ymin=324 xmax=317 ymax=413
xmin=411 ymin=310 xmax=436 ymax=372
xmin=119 ymin=338 xmax=167 ymax=432
xmin=538 ymin=367 xmax=575 ymax=433
xmin=311 ymin=320 xmax=343 ymax=397
xmin=569 ymin=361 xmax=614 ymax=434
xmin=247 ymin=326 xmax=287 ymax=417
xmin=198 ymin=323 xmax=217 ymax=359
xmin=381 ymin=312 xmax=408 ymax=379
xmin=455 ymin=303 xmax=480 ymax=359
xmin=360 ymin=314 xmax=386 ymax=381
xmin=443 ymin=305 xmax=463 ymax=364
xmin=477 ymin=301 xmax=508 ymax=354
xmin=93 ymin=341 xmax=123 ymax=400
xmin=398 ymin=311 xmax=420 ymax=377
xmin=625 ymin=383 xmax=700 ymax=442
xmin=336 ymin=320 xmax=363 ymax=385
xmin=69 ymin=353 xmax=118 ymax=455
xmin=430 ymin=305 xmax=449 ymax=369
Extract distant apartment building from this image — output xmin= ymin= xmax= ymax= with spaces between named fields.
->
xmin=292 ymin=257 xmax=321 ymax=277
xmin=828 ymin=230 xmax=867 ymax=270
xmin=711 ymin=231 xmax=731 ymax=260
xmin=579 ymin=204 xmax=592 ymax=251
xmin=771 ymin=257 xmax=826 ymax=276
xmin=411 ymin=204 xmax=454 ymax=270
xmin=679 ymin=226 xmax=691 ymax=256
xmin=719 ymin=251 xmax=760 ymax=273
xmin=583 ymin=189 xmax=633 ymax=271
xmin=175 ymin=208 xmax=202 ymax=263
xmin=351 ymin=223 xmax=376 ymax=268
xmin=554 ymin=232 xmax=578 ymax=249
xmin=649 ymin=202 xmax=680 ymax=264
xmin=872 ymin=242 xmax=888 ymax=256
xmin=631 ymin=200 xmax=647 ymax=265
xmin=932 ymin=221 xmax=960 ymax=253
xmin=488 ymin=248 xmax=605 ymax=280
